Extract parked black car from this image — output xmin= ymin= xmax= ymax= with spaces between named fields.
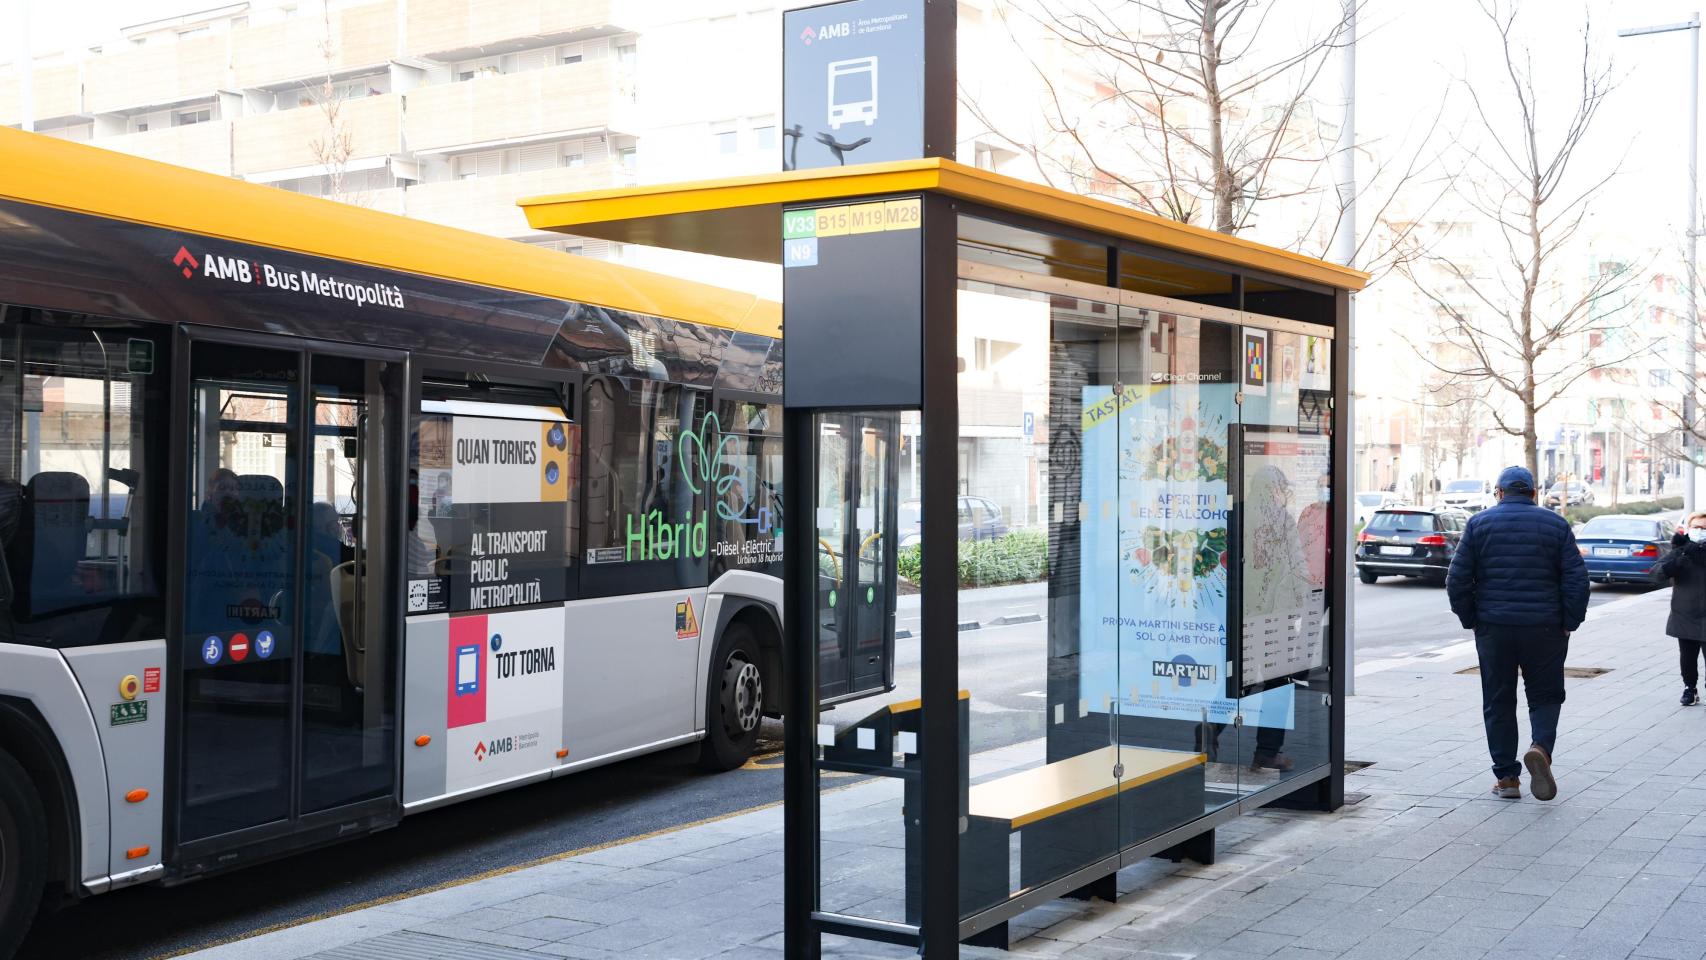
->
xmin=1356 ymin=507 xmax=1470 ymax=584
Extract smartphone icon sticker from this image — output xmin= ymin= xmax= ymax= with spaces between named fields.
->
xmin=455 ymin=644 xmax=480 ymax=695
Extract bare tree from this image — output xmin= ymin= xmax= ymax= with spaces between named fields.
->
xmin=1400 ymin=0 xmax=1643 ymax=482
xmin=1424 ymin=377 xmax=1488 ymax=478
xmin=306 ymin=4 xmax=358 ymax=204
xmin=963 ymin=0 xmax=1452 ymax=274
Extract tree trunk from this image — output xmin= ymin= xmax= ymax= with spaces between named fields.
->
xmin=1523 ymin=405 xmax=1539 ymax=490
xmin=1200 ymin=1 xmax=1236 ymax=234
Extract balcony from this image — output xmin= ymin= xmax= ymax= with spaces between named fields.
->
xmin=406 ymin=0 xmax=618 ymax=59
xmin=406 ymin=164 xmax=622 ymax=238
xmin=85 ymin=33 xmax=229 ymax=114
xmin=233 ymin=1 xmax=398 ymax=90
xmin=405 ymin=61 xmax=626 ymax=154
xmin=0 ymin=63 xmax=84 ymax=125
xmin=232 ymin=94 xmax=403 ymax=177
xmin=94 ymin=121 xmax=234 ymax=177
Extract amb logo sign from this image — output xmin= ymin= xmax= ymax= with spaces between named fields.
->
xmin=168 ymin=244 xmax=406 ymax=310
xmin=474 ymin=737 xmax=515 ymax=762
xmin=799 ymin=21 xmax=851 ymax=44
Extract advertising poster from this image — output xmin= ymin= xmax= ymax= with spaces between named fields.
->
xmin=1242 ymin=328 xmax=1269 ymax=397
xmin=443 ymin=605 xmax=566 ymax=792
xmin=1239 ymin=429 xmax=1331 ymax=687
xmin=410 ymin=414 xmax=573 ymax=614
xmin=1300 ymin=335 xmax=1331 ymax=392
xmin=1077 ymin=361 xmax=1294 ymax=729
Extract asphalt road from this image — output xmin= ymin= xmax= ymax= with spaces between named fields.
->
xmin=1349 ymin=575 xmax=1656 ymax=661
xmin=18 ymin=570 xmax=1670 ymax=959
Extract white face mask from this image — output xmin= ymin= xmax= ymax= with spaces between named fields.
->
xmin=1689 ymin=528 xmax=1706 ymax=544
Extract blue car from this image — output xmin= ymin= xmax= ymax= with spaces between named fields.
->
xmin=1576 ymin=515 xmax=1672 ymax=584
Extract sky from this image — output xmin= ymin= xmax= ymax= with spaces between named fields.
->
xmin=1357 ymin=0 xmax=1704 ymax=259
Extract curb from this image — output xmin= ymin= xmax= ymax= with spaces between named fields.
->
xmin=896 ymin=611 xmax=1045 ymax=640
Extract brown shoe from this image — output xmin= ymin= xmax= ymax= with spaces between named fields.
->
xmin=1492 ymin=777 xmax=1520 ymax=799
xmin=1523 ymin=745 xmax=1556 ymax=801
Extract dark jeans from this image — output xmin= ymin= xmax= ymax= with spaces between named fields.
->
xmin=1474 ymin=624 xmax=1568 ymax=780
xmin=1682 ymin=639 xmax=1705 ymax=689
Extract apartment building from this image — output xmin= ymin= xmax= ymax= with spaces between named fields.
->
xmin=0 ymin=1 xmax=754 ymax=260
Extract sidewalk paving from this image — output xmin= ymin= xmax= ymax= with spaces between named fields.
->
xmin=183 ymin=586 xmax=1706 ymax=960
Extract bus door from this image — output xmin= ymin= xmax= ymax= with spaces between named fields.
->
xmin=812 ymin=412 xmax=899 ymax=703
xmin=172 ymin=333 xmax=404 ymax=867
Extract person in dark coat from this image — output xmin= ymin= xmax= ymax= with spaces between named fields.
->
xmin=1654 ymin=512 xmax=1706 ymax=705
xmin=1446 ymin=465 xmax=1589 ymax=802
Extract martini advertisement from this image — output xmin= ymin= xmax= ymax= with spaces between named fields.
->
xmin=1077 ymin=357 xmax=1294 ymax=729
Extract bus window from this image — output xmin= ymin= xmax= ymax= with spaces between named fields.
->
xmin=582 ymin=376 xmax=709 ymax=596
xmin=410 ymin=383 xmax=577 ymax=615
xmin=0 ymin=311 xmax=167 ymax=645
xmin=181 ymin=341 xmax=299 ymax=840
xmin=710 ymin=397 xmax=783 ymax=578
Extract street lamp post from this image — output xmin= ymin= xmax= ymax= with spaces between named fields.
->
xmin=1620 ymin=15 xmax=1700 ymax=515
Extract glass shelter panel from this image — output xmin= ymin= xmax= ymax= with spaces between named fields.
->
xmin=949 ymin=277 xmax=1261 ymax=921
xmin=1111 ymin=308 xmax=1240 ymax=822
xmin=810 ymin=410 xmax=915 ymax=925
xmin=1234 ymin=328 xmax=1335 ymax=785
xmin=955 ymin=282 xmax=1126 ymax=917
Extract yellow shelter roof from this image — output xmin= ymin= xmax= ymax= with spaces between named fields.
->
xmin=518 ymin=157 xmax=1369 ymax=293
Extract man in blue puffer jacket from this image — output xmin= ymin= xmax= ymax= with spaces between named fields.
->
xmin=1446 ymin=465 xmax=1589 ymax=802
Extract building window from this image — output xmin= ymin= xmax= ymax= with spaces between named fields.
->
xmin=616 ymin=42 xmax=637 ymax=66
xmin=135 ymin=122 xmax=150 ymax=133
xmin=563 ymin=153 xmax=585 ymax=168
xmin=617 ymin=146 xmax=637 ymax=171
xmin=174 ymin=108 xmax=213 ymax=126
xmin=563 ymin=54 xmax=583 ymax=64
xmin=753 ymin=124 xmax=777 ymax=152
xmin=714 ymin=128 xmax=738 ymax=154
xmin=455 ymin=153 xmax=501 ymax=180
xmin=973 ymin=337 xmax=1020 ymax=371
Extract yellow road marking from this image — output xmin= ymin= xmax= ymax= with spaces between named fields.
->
xmin=150 ymin=798 xmax=780 ymax=959
xmin=149 ymin=768 xmax=873 ymax=959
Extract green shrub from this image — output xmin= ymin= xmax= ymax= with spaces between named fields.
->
xmin=1563 ymin=496 xmax=1685 ymax=525
xmin=896 ymin=543 xmax=922 ymax=582
xmin=894 ymin=528 xmax=1049 ymax=588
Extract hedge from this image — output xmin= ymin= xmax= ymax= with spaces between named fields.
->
xmin=1563 ymin=496 xmax=1683 ymax=525
xmin=896 ymin=527 xmax=1048 ymax=588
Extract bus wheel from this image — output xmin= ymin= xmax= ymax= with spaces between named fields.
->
xmin=700 ymin=623 xmax=765 ymax=772
xmin=0 ymin=747 xmax=47 ymax=960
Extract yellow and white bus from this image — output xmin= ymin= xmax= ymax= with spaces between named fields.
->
xmin=0 ymin=128 xmax=892 ymax=954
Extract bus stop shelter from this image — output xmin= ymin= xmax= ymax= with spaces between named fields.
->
xmin=519 ymin=158 xmax=1369 ymax=958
